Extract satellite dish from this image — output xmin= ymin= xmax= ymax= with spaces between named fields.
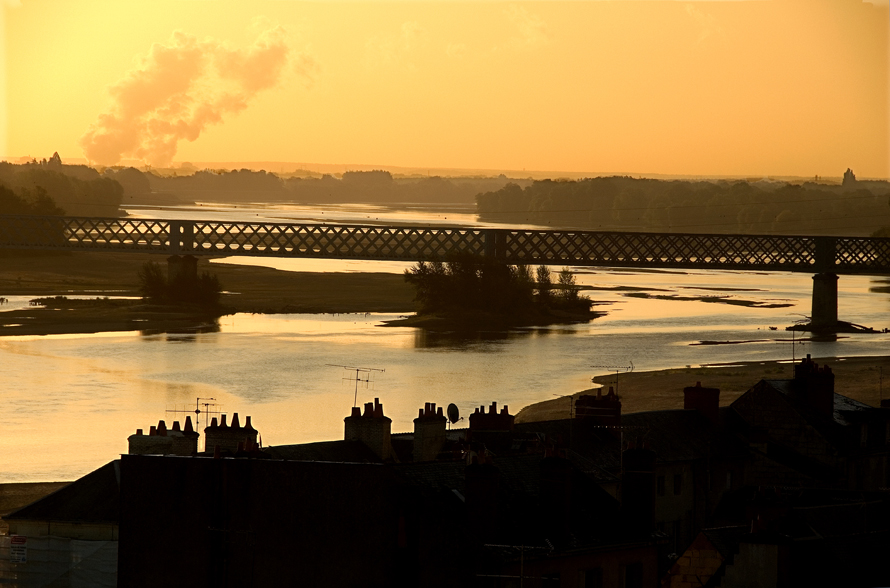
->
xmin=447 ymin=403 xmax=460 ymax=424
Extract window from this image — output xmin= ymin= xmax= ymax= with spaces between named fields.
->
xmin=725 ymin=471 xmax=733 ymax=490
xmin=673 ymin=473 xmax=682 ymax=495
xmin=657 ymin=475 xmax=666 ymax=496
xmin=583 ymin=567 xmax=603 ymax=588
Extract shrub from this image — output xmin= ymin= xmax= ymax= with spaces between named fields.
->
xmin=404 ymin=254 xmax=591 ymax=317
xmin=138 ymin=262 xmax=222 ymax=308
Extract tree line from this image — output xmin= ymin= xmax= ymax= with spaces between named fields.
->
xmin=105 ymin=167 xmax=528 ymax=206
xmin=475 ymin=176 xmax=890 ymax=236
xmin=0 ymin=155 xmax=123 ymax=217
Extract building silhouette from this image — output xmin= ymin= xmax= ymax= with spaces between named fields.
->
xmin=2 ymin=356 xmax=889 ymax=587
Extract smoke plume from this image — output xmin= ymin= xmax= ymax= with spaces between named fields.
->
xmin=80 ymin=26 xmax=303 ymax=166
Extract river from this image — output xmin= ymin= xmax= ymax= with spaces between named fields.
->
xmin=1 ymin=202 xmax=888 ymax=482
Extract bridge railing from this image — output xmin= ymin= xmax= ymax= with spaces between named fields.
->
xmin=1 ymin=215 xmax=889 ymax=274
xmin=495 ymin=231 xmax=890 ymax=273
xmin=186 ymin=221 xmax=489 ymax=259
xmin=0 ymin=215 xmax=172 ymax=252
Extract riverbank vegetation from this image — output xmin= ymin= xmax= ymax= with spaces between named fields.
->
xmin=476 ymin=175 xmax=890 ymax=236
xmin=397 ymin=253 xmax=600 ymax=329
xmin=0 ymin=251 xmax=414 ymax=336
xmin=138 ymin=262 xmax=223 ymax=308
xmin=6 ymin=156 xmax=888 ymax=239
xmin=0 ymin=155 xmax=123 ymax=216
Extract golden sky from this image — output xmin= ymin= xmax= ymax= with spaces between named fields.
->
xmin=2 ymin=0 xmax=888 ymax=177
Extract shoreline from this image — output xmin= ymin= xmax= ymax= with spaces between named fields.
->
xmin=0 ymin=251 xmax=416 ymax=336
xmin=515 ymin=354 xmax=890 ymax=423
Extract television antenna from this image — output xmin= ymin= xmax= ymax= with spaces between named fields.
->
xmin=328 ymin=364 xmax=385 ymax=407
xmin=165 ymin=397 xmax=221 ymax=431
xmin=591 ymin=362 xmax=634 ymax=396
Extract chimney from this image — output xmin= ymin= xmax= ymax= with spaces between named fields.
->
xmin=176 ymin=416 xmax=199 ymax=455
xmin=621 ymin=445 xmax=657 ymax=537
xmin=129 ymin=424 xmax=171 ymax=455
xmin=684 ymin=381 xmax=720 ymax=423
xmin=344 ymin=397 xmax=394 ymax=461
xmin=794 ymin=354 xmax=835 ymax=418
xmin=468 ymin=401 xmax=514 ymax=433
xmin=574 ymin=386 xmax=622 ymax=430
xmin=413 ymin=403 xmax=447 ymax=462
xmin=204 ymin=413 xmax=259 ymax=453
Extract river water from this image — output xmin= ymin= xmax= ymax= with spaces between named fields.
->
xmin=2 ymin=202 xmax=889 ymax=482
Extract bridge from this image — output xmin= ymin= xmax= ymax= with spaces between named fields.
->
xmin=2 ymin=215 xmax=889 ymax=329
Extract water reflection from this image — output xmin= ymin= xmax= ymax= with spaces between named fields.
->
xmin=410 ymin=322 xmax=595 ymax=349
xmin=139 ymin=321 xmax=221 ymax=340
xmin=2 ymin=268 xmax=890 ymax=483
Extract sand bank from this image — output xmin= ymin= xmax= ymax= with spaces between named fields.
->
xmin=515 ymin=355 xmax=890 ymax=423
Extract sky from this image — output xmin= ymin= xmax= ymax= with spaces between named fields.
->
xmin=2 ymin=0 xmax=888 ymax=178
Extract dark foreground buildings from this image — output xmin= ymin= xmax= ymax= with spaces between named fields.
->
xmin=2 ymin=355 xmax=889 ymax=587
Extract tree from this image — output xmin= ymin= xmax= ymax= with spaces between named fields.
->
xmin=138 ymin=262 xmax=168 ymax=302
xmin=138 ymin=262 xmax=222 ymax=308
xmin=557 ymin=268 xmax=579 ymax=302
xmin=535 ymin=265 xmax=552 ymax=304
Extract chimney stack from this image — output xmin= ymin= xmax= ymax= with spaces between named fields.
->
xmin=413 ymin=402 xmax=447 ymax=462
xmin=344 ymin=398 xmax=394 ymax=461
xmin=468 ymin=401 xmax=514 ymax=433
xmin=794 ymin=354 xmax=835 ymax=418
xmin=203 ymin=413 xmax=259 ymax=453
xmin=684 ymin=381 xmax=720 ymax=423
xmin=574 ymin=386 xmax=622 ymax=430
xmin=129 ymin=417 xmax=199 ymax=456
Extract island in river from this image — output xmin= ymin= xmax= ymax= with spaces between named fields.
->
xmin=0 ymin=251 xmax=415 ymax=336
xmin=0 ymin=251 xmax=605 ymax=335
xmin=3 ymin=251 xmax=889 ymax=413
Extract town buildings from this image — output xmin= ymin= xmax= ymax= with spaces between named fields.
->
xmin=2 ymin=355 xmax=888 ymax=587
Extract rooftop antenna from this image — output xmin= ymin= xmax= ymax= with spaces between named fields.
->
xmin=591 ymin=362 xmax=634 ymax=396
xmin=165 ymin=397 xmax=221 ymax=431
xmin=328 ymin=364 xmax=385 ymax=407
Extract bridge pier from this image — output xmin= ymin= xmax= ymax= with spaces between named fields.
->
xmin=810 ymin=272 xmax=838 ymax=329
xmin=484 ymin=229 xmax=507 ymax=259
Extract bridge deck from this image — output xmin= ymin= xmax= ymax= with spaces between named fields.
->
xmin=2 ymin=215 xmax=889 ymax=274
